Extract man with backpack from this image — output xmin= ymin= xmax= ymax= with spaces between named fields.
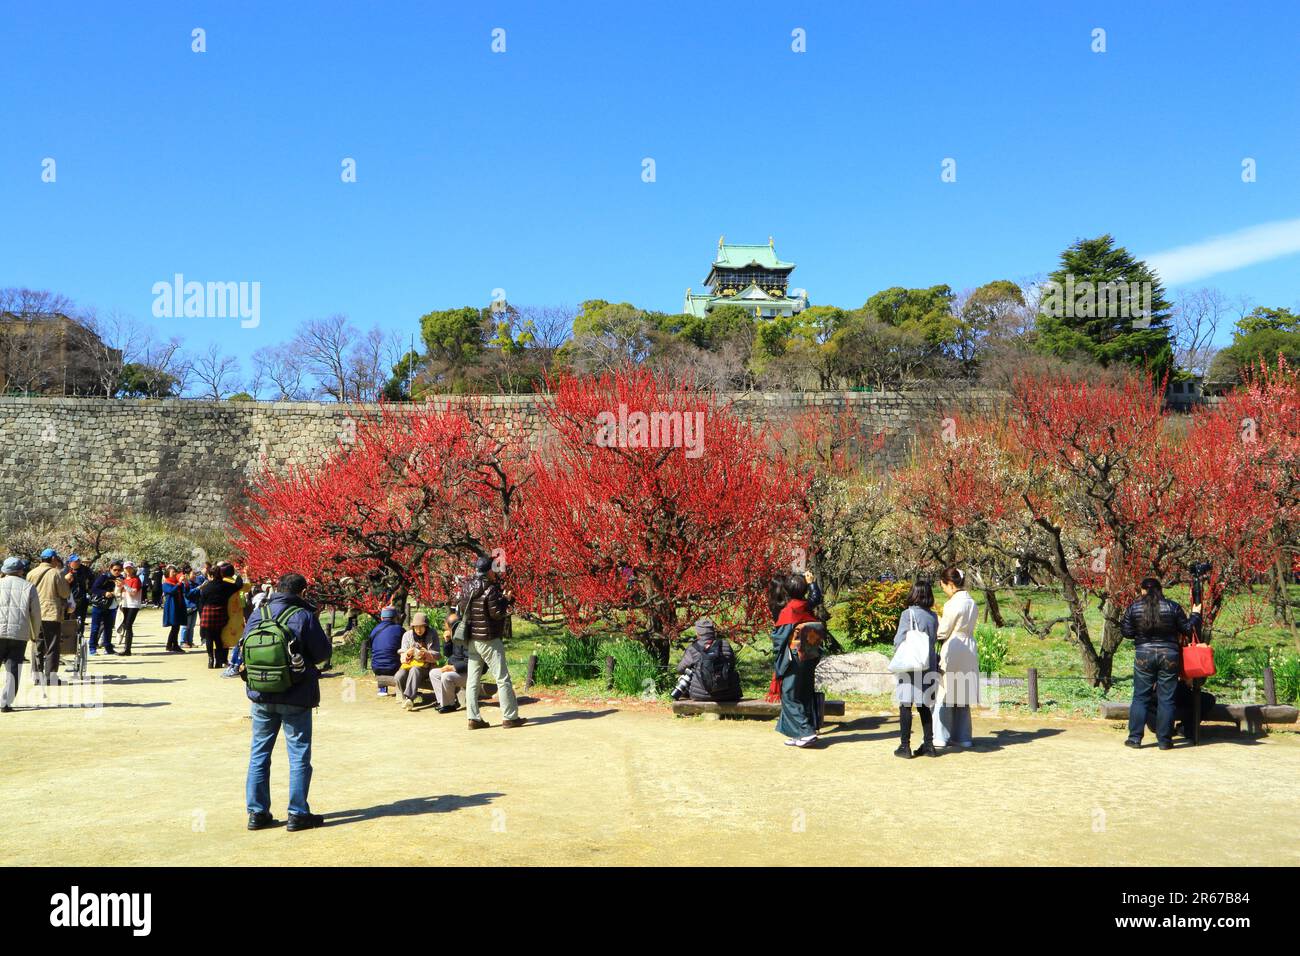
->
xmin=671 ymin=618 xmax=742 ymax=703
xmin=239 ymin=572 xmax=332 ymax=832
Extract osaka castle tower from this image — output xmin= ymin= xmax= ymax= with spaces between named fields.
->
xmin=683 ymin=236 xmax=810 ymax=319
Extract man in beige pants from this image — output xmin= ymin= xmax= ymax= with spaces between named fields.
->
xmin=457 ymin=556 xmax=524 ymax=729
xmin=27 ymin=549 xmax=70 ymax=687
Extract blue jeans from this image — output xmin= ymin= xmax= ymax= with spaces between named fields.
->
xmin=1128 ymin=643 xmax=1182 ymax=746
xmin=88 ymin=606 xmax=117 ymax=651
xmin=246 ymin=702 xmax=314 ymax=816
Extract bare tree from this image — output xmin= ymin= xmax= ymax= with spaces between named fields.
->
xmin=251 ymin=343 xmax=309 ymax=400
xmin=1172 ymin=287 xmax=1250 ymax=378
xmin=293 ymin=314 xmax=355 ymax=401
xmin=188 ymin=343 xmax=242 ymax=400
xmin=0 ymin=288 xmax=78 ymax=393
xmin=344 ymin=325 xmax=397 ymax=402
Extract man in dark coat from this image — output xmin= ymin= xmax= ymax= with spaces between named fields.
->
xmin=675 ymin=618 xmax=741 ymax=702
xmin=242 ymin=573 xmax=332 ymax=833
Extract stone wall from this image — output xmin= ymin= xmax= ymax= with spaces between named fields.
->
xmin=0 ymin=390 xmax=1004 ymax=533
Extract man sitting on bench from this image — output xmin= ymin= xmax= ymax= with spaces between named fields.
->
xmin=369 ymin=607 xmax=404 ymax=697
xmin=671 ymin=618 xmax=741 ymax=703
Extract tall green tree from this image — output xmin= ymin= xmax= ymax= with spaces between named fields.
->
xmin=1035 ymin=234 xmax=1173 ymax=379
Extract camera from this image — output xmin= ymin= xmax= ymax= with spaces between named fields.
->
xmin=670 ymin=667 xmax=693 ymax=700
xmin=1190 ymin=561 xmax=1212 ymax=578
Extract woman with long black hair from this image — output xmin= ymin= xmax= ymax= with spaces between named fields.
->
xmin=768 ymin=573 xmax=825 ymax=748
xmin=1120 ymin=577 xmax=1200 ymax=750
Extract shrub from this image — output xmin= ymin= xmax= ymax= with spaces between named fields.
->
xmin=974 ymin=622 xmax=1010 ymax=674
xmin=533 ymin=633 xmax=604 ymax=685
xmin=842 ymin=581 xmax=910 ymax=647
xmin=601 ymin=639 xmax=667 ymax=697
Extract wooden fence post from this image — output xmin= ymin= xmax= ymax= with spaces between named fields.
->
xmin=1027 ymin=667 xmax=1039 ymax=712
xmin=525 ymin=653 xmax=538 ymax=693
xmin=1263 ymin=667 xmax=1277 ymax=707
xmin=605 ymin=655 xmax=616 ymax=690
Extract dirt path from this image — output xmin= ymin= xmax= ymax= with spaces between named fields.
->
xmin=2 ymin=609 xmax=1296 ymax=866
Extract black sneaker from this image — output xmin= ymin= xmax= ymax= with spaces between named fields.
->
xmin=916 ymin=742 xmax=939 ymax=757
xmin=1157 ymin=741 xmax=1174 ymax=751
xmin=1124 ymin=739 xmax=1142 ymax=749
xmin=893 ymin=744 xmax=913 ymax=759
xmin=437 ymin=704 xmax=460 ymax=714
xmin=286 ymin=812 xmax=325 ymax=832
xmin=247 ymin=811 xmax=277 ymax=831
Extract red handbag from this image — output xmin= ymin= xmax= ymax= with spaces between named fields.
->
xmin=1181 ymin=635 xmax=1215 ymax=680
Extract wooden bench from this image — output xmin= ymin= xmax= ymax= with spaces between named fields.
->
xmin=672 ymin=698 xmax=845 ymax=719
xmin=376 ymin=674 xmax=494 ymax=705
xmin=1099 ymin=700 xmax=1298 ymax=735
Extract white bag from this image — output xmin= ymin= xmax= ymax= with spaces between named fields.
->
xmin=888 ymin=609 xmax=931 ymax=673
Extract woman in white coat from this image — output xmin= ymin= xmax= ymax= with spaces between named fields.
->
xmin=934 ymin=567 xmax=979 ymax=748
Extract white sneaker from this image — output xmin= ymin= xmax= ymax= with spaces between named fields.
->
xmin=401 ymin=697 xmax=414 ymax=711
xmin=794 ymin=735 xmax=818 ymax=748
xmin=784 ymin=738 xmax=799 ymax=746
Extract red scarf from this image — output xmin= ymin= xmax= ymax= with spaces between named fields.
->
xmin=767 ymin=600 xmax=819 ymax=700
xmin=776 ymin=599 xmax=818 ymax=627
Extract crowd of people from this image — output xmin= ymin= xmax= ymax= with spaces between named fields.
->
xmin=0 ymin=540 xmax=1225 ymax=834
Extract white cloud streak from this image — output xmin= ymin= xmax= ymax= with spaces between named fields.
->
xmin=1145 ymin=217 xmax=1300 ymax=285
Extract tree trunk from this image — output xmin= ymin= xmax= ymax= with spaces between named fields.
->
xmin=1034 ymin=512 xmax=1108 ymax=687
xmin=1272 ymin=555 xmax=1292 ymax=625
xmin=982 ymin=587 xmax=1005 ymax=627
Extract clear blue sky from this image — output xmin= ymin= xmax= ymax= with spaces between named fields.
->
xmin=2 ymin=0 xmax=1298 ymax=357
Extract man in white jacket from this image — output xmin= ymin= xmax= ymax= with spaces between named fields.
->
xmin=0 ymin=556 xmax=43 ymax=712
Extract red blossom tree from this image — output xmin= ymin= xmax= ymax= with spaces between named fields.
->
xmin=233 ymin=402 xmax=524 ymax=616
xmin=507 ymin=368 xmax=809 ymax=664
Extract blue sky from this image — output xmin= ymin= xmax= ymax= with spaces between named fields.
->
xmin=2 ymin=0 xmax=1298 ymax=357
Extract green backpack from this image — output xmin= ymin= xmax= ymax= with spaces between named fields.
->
xmin=241 ymin=605 xmax=305 ymax=694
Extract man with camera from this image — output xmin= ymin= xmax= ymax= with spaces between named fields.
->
xmin=457 ymin=555 xmax=525 ymax=730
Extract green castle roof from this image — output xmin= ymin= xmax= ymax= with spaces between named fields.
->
xmin=712 ymin=242 xmax=795 ymax=271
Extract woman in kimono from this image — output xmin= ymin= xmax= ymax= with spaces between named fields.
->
xmin=769 ymin=573 xmax=823 ymax=748
xmin=893 ymin=579 xmax=939 ymax=758
xmin=934 ymin=566 xmax=980 ymax=749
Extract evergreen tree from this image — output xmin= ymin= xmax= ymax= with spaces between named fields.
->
xmin=1036 ymin=234 xmax=1173 ymax=379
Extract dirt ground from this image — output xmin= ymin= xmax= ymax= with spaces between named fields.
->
xmin=2 ymin=609 xmax=1297 ymax=867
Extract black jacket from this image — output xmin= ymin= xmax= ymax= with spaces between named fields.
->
xmin=677 ymin=636 xmax=742 ymax=702
xmin=457 ymin=574 xmax=509 ymax=641
xmin=1120 ymin=597 xmax=1199 ymax=646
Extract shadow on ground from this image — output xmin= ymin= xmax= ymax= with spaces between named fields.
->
xmin=325 ymin=792 xmax=505 ymax=826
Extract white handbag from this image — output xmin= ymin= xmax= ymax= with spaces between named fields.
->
xmin=888 ymin=609 xmax=931 ymax=673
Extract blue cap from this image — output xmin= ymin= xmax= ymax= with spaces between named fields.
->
xmin=39 ymin=548 xmax=58 ymax=560
xmin=2 ymin=556 xmax=24 ymax=575
xmin=67 ymin=554 xmax=80 ymax=563
xmin=380 ymin=607 xmax=397 ymax=621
